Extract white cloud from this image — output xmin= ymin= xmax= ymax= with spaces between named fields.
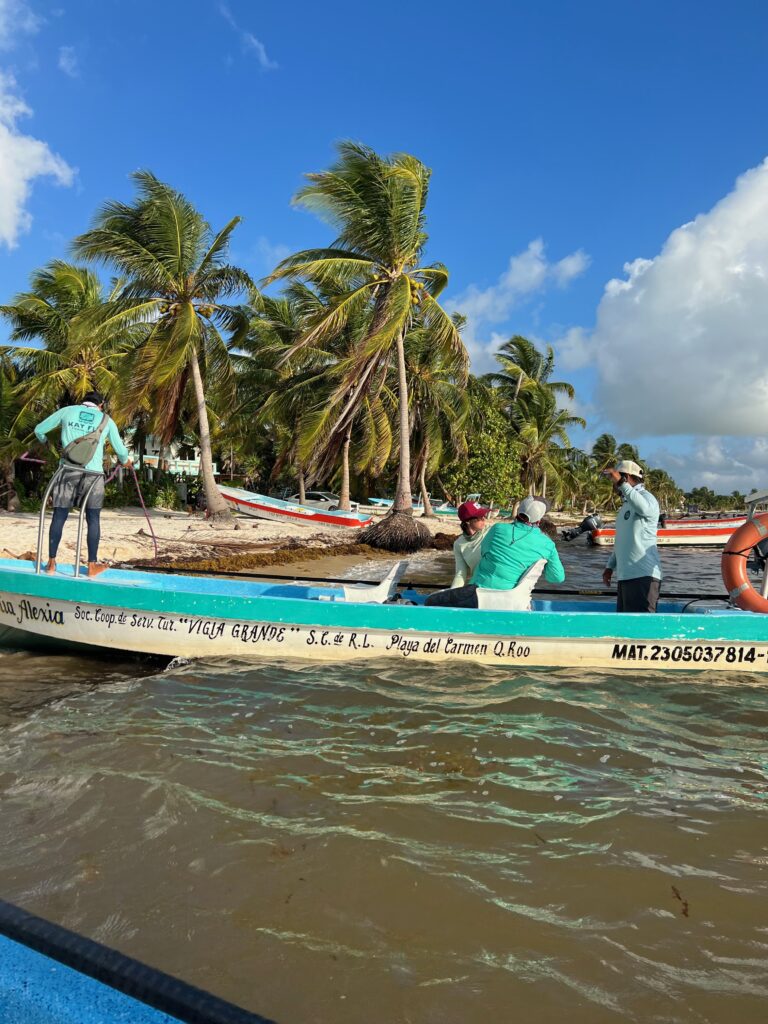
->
xmin=448 ymin=238 xmax=590 ymax=371
xmin=57 ymin=44 xmax=78 ymax=77
xmin=0 ymin=70 xmax=74 ymax=248
xmin=253 ymin=235 xmax=289 ymax=271
xmin=219 ymin=3 xmax=277 ymax=71
xmin=576 ymin=159 xmax=768 ymax=437
xmin=0 ymin=0 xmax=40 ymax=49
xmin=647 ymin=437 xmax=768 ymax=494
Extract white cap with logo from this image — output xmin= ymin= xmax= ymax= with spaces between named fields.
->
xmin=518 ymin=496 xmax=548 ymax=524
xmin=615 ymin=460 xmax=644 ymax=479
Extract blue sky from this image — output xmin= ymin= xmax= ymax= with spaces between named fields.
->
xmin=3 ymin=0 xmax=768 ymax=490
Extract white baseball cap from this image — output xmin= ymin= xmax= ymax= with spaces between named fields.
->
xmin=615 ymin=460 xmax=644 ymax=479
xmin=518 ymin=496 xmax=548 ymax=524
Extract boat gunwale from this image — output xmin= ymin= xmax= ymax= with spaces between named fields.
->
xmin=0 ymin=561 xmax=759 ymax=644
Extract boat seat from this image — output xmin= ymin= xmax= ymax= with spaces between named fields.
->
xmin=476 ymin=560 xmax=546 ymax=611
xmin=340 ymin=560 xmax=410 ymax=604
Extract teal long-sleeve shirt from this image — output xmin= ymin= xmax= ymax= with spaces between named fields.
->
xmin=35 ymin=403 xmax=130 ymax=475
xmin=473 ymin=521 xmax=565 ymax=589
xmin=605 ymin=482 xmax=662 ymax=581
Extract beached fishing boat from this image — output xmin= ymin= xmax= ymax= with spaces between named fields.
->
xmin=218 ymin=485 xmax=372 ymax=529
xmin=1 ymin=556 xmax=766 ymax=673
xmin=425 ymin=493 xmax=485 ymax=517
xmin=665 ymin=515 xmax=746 ymax=528
xmin=590 ymin=524 xmax=741 ymax=547
xmin=366 ymin=496 xmax=428 ymax=511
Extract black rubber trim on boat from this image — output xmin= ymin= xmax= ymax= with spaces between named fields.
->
xmin=0 ymin=898 xmax=277 ymax=1024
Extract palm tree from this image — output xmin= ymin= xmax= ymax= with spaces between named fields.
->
xmin=487 ymin=335 xmax=575 ymax=409
xmin=513 ymin=388 xmax=585 ymax=497
xmin=0 ymin=260 xmax=137 ymax=437
xmin=267 ymin=142 xmax=466 ymax=551
xmin=646 ymin=468 xmax=683 ymax=511
xmin=234 ymin=289 xmax=315 ymax=501
xmin=0 ymin=352 xmax=25 ymax=510
xmin=590 ymin=433 xmax=618 ymax=472
xmin=405 ymin=318 xmax=469 ymax=516
xmin=246 ymin=283 xmax=394 ymax=511
xmin=72 ymin=172 xmax=252 ymax=522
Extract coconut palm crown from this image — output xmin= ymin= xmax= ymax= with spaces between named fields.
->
xmin=267 ymin=142 xmax=467 ymax=550
xmin=72 ymin=171 xmax=252 ymax=521
xmin=0 ymin=261 xmax=138 ymax=436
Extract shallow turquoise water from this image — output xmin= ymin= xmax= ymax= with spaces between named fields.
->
xmin=0 ymin=544 xmax=766 ymax=1023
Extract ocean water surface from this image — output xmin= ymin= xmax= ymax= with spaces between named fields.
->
xmin=0 ymin=543 xmax=766 ymax=1023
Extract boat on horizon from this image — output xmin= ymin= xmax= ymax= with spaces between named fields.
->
xmin=589 ymin=523 xmax=742 ymax=547
xmin=219 ymin=485 xmax=373 ymax=529
xmin=663 ymin=514 xmax=747 ymax=528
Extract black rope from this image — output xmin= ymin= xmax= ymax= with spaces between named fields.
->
xmin=0 ymin=899 xmax=277 ymax=1024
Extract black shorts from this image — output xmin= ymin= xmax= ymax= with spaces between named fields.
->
xmin=51 ymin=465 xmax=105 ymax=510
xmin=617 ymin=576 xmax=660 ymax=613
xmin=425 ymin=584 xmax=479 ymax=608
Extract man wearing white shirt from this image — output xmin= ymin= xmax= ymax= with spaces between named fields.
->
xmin=601 ymin=460 xmax=662 ymax=612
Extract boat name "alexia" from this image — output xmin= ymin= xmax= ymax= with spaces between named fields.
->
xmin=0 ymin=598 xmax=63 ymax=626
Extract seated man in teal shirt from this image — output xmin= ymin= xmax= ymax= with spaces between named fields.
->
xmin=35 ymin=391 xmax=132 ymax=576
xmin=426 ymin=497 xmax=565 ymax=607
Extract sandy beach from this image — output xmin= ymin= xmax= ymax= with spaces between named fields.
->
xmin=0 ymin=506 xmax=461 ymax=571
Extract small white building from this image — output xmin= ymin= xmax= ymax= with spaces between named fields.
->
xmin=126 ymin=433 xmax=217 ymax=476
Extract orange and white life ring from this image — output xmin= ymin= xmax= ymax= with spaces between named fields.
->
xmin=721 ymin=513 xmax=768 ymax=612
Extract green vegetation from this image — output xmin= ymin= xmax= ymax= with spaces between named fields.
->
xmin=0 ymin=143 xmax=687 ymax=544
xmin=684 ymin=487 xmax=746 ymax=511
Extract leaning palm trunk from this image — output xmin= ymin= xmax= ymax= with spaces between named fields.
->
xmin=0 ymin=457 xmax=18 ymax=512
xmin=298 ymin=467 xmax=306 ymax=504
xmin=338 ymin=430 xmax=352 ymax=512
xmin=360 ymin=331 xmax=429 ymax=552
xmin=190 ymin=353 xmax=231 ymax=524
xmin=393 ymin=332 xmax=413 ymax=513
xmin=419 ymin=442 xmax=436 ymax=518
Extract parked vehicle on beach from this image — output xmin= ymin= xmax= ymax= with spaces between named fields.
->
xmin=287 ymin=490 xmax=359 ymax=511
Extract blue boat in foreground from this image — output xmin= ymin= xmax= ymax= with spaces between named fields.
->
xmin=0 ymin=899 xmax=273 ymax=1023
xmin=0 ymin=557 xmax=765 ymax=673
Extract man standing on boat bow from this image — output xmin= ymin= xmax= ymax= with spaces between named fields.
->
xmin=601 ymin=460 xmax=662 ymax=612
xmin=34 ymin=392 xmax=132 ymax=577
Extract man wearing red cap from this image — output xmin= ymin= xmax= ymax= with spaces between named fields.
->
xmin=427 ymin=496 xmax=564 ymax=607
xmin=451 ymin=499 xmax=492 ymax=587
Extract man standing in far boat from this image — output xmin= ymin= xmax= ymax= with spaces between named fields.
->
xmin=34 ymin=391 xmax=132 ymax=577
xmin=601 ymin=460 xmax=662 ymax=612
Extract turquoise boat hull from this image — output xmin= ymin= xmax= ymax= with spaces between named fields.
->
xmin=0 ymin=560 xmax=765 ymax=672
xmin=0 ymin=899 xmax=271 ymax=1023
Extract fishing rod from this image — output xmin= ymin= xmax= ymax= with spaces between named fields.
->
xmin=129 ymin=564 xmax=728 ymax=601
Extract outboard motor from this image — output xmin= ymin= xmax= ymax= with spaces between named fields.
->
xmin=658 ymin=512 xmax=667 ymax=529
xmin=562 ymin=513 xmax=604 ymax=541
xmin=747 ymin=536 xmax=768 ymax=576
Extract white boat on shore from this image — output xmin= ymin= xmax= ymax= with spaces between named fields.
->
xmin=219 ymin=485 xmax=372 ymax=529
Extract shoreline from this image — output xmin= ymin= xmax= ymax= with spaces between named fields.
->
xmin=0 ymin=506 xmax=461 ymax=576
